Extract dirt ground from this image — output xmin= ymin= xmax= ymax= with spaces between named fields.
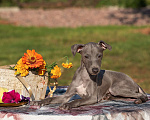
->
xmin=0 ymin=7 xmax=150 ymax=27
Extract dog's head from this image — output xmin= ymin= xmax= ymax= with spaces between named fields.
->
xmin=71 ymin=41 xmax=112 ymax=75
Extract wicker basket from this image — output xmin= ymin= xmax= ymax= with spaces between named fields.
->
xmin=0 ymin=65 xmax=48 ymax=101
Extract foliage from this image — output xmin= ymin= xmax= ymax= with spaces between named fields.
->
xmin=97 ymin=0 xmax=147 ymax=8
xmin=122 ymin=0 xmax=147 ymax=8
xmin=0 ymin=0 xmax=101 ymax=8
xmin=0 ymin=0 xmax=148 ymax=8
xmin=0 ymin=24 xmax=150 ymax=93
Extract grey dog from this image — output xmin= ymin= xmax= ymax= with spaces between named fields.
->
xmin=31 ymin=41 xmax=148 ymax=110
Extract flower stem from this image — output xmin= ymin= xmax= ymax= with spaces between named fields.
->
xmin=56 ymin=56 xmax=69 ymax=63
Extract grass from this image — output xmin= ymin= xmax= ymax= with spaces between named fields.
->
xmin=0 ymin=0 xmax=150 ymax=7
xmin=0 ymin=24 xmax=150 ymax=93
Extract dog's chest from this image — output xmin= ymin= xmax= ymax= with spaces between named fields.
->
xmin=76 ymin=84 xmax=87 ymax=96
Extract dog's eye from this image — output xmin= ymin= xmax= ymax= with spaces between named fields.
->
xmin=84 ymin=55 xmax=89 ymax=59
xmin=97 ymin=54 xmax=102 ymax=58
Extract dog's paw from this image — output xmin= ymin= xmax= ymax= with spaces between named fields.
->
xmin=134 ymin=99 xmax=142 ymax=104
xmin=30 ymin=101 xmax=44 ymax=106
xmin=59 ymin=103 xmax=72 ymax=110
xmin=103 ymin=93 xmax=113 ymax=100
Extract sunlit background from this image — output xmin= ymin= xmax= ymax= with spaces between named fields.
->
xmin=0 ymin=0 xmax=150 ymax=93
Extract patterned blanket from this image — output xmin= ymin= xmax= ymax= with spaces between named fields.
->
xmin=0 ymin=87 xmax=150 ymax=120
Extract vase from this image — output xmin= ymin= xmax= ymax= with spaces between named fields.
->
xmin=0 ymin=65 xmax=48 ymax=101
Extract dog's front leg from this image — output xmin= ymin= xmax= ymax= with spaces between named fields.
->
xmin=59 ymin=96 xmax=97 ymax=110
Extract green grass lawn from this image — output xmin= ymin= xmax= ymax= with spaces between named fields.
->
xmin=0 ymin=24 xmax=150 ymax=93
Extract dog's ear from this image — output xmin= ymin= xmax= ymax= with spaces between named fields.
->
xmin=98 ymin=40 xmax=112 ymax=51
xmin=71 ymin=44 xmax=85 ymax=56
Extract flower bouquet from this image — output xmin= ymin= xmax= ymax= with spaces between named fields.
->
xmin=0 ymin=49 xmax=72 ymax=102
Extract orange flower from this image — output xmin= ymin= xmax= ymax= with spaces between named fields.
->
xmin=14 ymin=58 xmax=29 ymax=76
xmin=38 ymin=60 xmax=46 ymax=76
xmin=62 ymin=63 xmax=73 ymax=69
xmin=51 ymin=65 xmax=61 ymax=79
xmin=22 ymin=49 xmax=44 ymax=69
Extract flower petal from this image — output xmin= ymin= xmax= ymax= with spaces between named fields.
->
xmin=22 ymin=49 xmax=44 ymax=69
xmin=2 ymin=90 xmax=21 ymax=103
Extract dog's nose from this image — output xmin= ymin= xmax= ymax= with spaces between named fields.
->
xmin=92 ymin=68 xmax=99 ymax=74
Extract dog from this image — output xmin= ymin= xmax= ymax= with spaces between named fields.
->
xmin=30 ymin=41 xmax=148 ymax=110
